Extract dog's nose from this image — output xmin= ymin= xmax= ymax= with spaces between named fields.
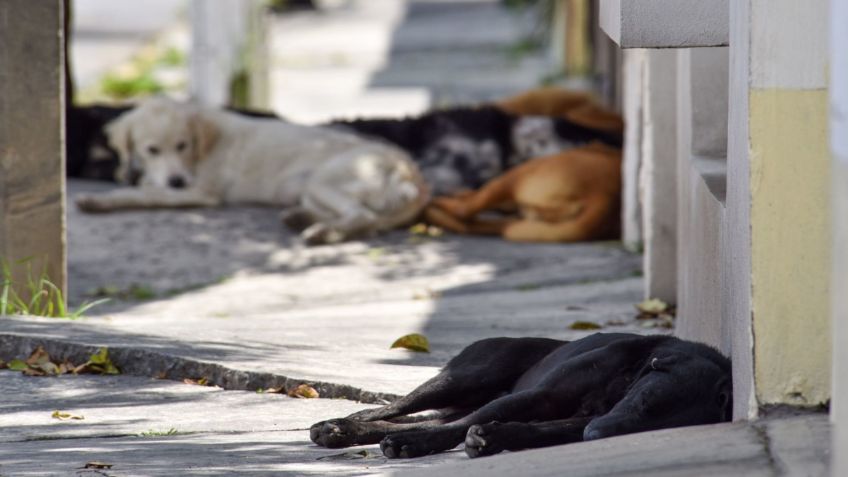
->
xmin=168 ymin=176 xmax=187 ymax=189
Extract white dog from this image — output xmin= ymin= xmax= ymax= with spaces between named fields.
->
xmin=75 ymin=97 xmax=429 ymax=244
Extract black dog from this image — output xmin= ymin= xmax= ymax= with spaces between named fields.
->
xmin=310 ymin=333 xmax=731 ymax=459
xmin=332 ymin=106 xmax=622 ymax=196
xmin=67 ymin=104 xmax=132 ymax=183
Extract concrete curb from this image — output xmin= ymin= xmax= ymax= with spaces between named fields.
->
xmin=0 ymin=333 xmax=399 ymax=404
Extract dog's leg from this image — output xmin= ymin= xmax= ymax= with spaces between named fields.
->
xmin=379 ymin=388 xmax=563 ymax=458
xmin=300 ymin=185 xmax=379 ymax=244
xmin=464 ymin=417 xmax=593 ymax=458
xmin=503 ymin=195 xmax=616 ymax=242
xmin=279 ymin=206 xmax=316 ymax=232
xmin=312 ymin=337 xmax=565 ymax=449
xmin=310 ymin=413 xmax=468 ymax=449
xmin=430 ymin=170 xmax=518 ymax=220
xmin=75 ymin=187 xmax=220 ymax=212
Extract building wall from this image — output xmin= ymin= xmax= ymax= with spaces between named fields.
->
xmin=830 ymin=0 xmax=847 ymax=471
xmin=746 ymin=0 xmax=832 ymax=408
xmin=726 ymin=0 xmax=832 ymax=418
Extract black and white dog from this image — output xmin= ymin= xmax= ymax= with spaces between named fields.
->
xmin=68 ymin=104 xmax=621 ymax=197
xmin=332 ymin=106 xmax=622 ymax=195
xmin=310 ymin=333 xmax=732 ymax=459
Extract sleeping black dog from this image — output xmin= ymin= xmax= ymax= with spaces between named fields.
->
xmin=310 ymin=333 xmax=732 ymax=459
xmin=332 ymin=106 xmax=622 ymax=196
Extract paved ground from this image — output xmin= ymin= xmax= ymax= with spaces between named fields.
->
xmin=1 ymin=0 xmax=831 ymax=475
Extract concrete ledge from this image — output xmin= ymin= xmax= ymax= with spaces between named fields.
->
xmin=600 ymin=0 xmax=729 ymax=48
xmin=0 ymin=332 xmax=398 ymax=404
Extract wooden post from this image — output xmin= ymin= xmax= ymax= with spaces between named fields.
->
xmin=0 ymin=0 xmax=67 ymax=300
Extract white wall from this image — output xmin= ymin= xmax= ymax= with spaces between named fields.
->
xmin=830 ymin=0 xmax=848 ymax=472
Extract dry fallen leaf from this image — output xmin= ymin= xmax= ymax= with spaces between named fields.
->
xmin=183 ymin=377 xmax=209 ymax=386
xmin=635 ymin=298 xmax=669 ymax=316
xmin=288 ymin=384 xmax=319 ymax=399
xmin=52 ymin=410 xmax=84 ymax=421
xmin=7 ymin=359 xmax=29 ymax=371
xmin=390 ymin=333 xmax=430 ymax=353
xmin=569 ymin=321 xmax=603 ymax=330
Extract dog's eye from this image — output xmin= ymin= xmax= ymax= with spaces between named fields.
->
xmin=147 ymin=145 xmax=160 ymax=156
xmin=176 ymin=141 xmax=187 ymax=152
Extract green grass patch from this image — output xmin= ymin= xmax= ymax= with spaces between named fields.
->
xmin=138 ymin=428 xmax=181 ymax=437
xmin=1 ymin=258 xmax=107 ymax=319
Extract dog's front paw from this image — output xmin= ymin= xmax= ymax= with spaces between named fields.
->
xmin=280 ymin=208 xmax=315 ymax=232
xmin=380 ymin=433 xmax=425 ymax=459
xmin=75 ymin=194 xmax=113 ymax=213
xmin=464 ymin=423 xmax=507 ymax=458
xmin=301 ymin=223 xmax=345 ymax=246
xmin=309 ymin=418 xmax=362 ymax=448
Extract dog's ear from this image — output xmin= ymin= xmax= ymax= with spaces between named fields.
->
xmin=190 ymin=112 xmax=220 ymax=163
xmin=649 ymin=354 xmax=684 ymax=372
xmin=105 ymin=113 xmax=134 ymax=184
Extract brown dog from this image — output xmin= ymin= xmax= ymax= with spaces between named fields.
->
xmin=496 ymin=87 xmax=624 ymax=135
xmin=425 ymin=142 xmax=621 ymax=242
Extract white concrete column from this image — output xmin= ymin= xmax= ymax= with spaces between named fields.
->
xmin=674 ymin=47 xmax=728 ymax=353
xmin=727 ymin=0 xmax=831 ymax=418
xmin=830 ymin=0 xmax=848 ymax=471
xmin=190 ymin=0 xmax=267 ymax=108
xmin=639 ymin=49 xmax=677 ymax=303
xmin=0 ymin=0 xmax=67 ymax=298
xmin=620 ymin=49 xmax=645 ymax=252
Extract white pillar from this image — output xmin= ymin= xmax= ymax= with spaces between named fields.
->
xmin=830 ymin=0 xmax=848 ymax=471
xmin=620 ymin=49 xmax=645 ymax=252
xmin=190 ymin=0 xmax=267 ymax=108
xmin=640 ymin=49 xmax=677 ymax=303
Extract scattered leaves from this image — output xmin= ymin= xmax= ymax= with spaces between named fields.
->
xmin=183 ymin=377 xmax=209 ymax=386
xmin=390 ymin=333 xmax=430 ymax=353
xmin=288 ymin=384 xmax=319 ymax=399
xmin=569 ymin=321 xmax=603 ymax=330
xmin=74 ymin=348 xmax=120 ymax=375
xmin=408 ymin=223 xmax=444 ymax=238
xmin=82 ymin=461 xmax=113 ymax=470
xmin=2 ymin=346 xmax=119 ymax=378
xmin=52 ymin=410 xmax=84 ymax=421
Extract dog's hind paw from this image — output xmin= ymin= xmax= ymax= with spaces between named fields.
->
xmin=309 ymin=419 xmax=364 ymax=448
xmin=75 ymin=194 xmax=113 ymax=213
xmin=464 ymin=423 xmax=506 ymax=458
xmin=380 ymin=435 xmax=421 ymax=459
